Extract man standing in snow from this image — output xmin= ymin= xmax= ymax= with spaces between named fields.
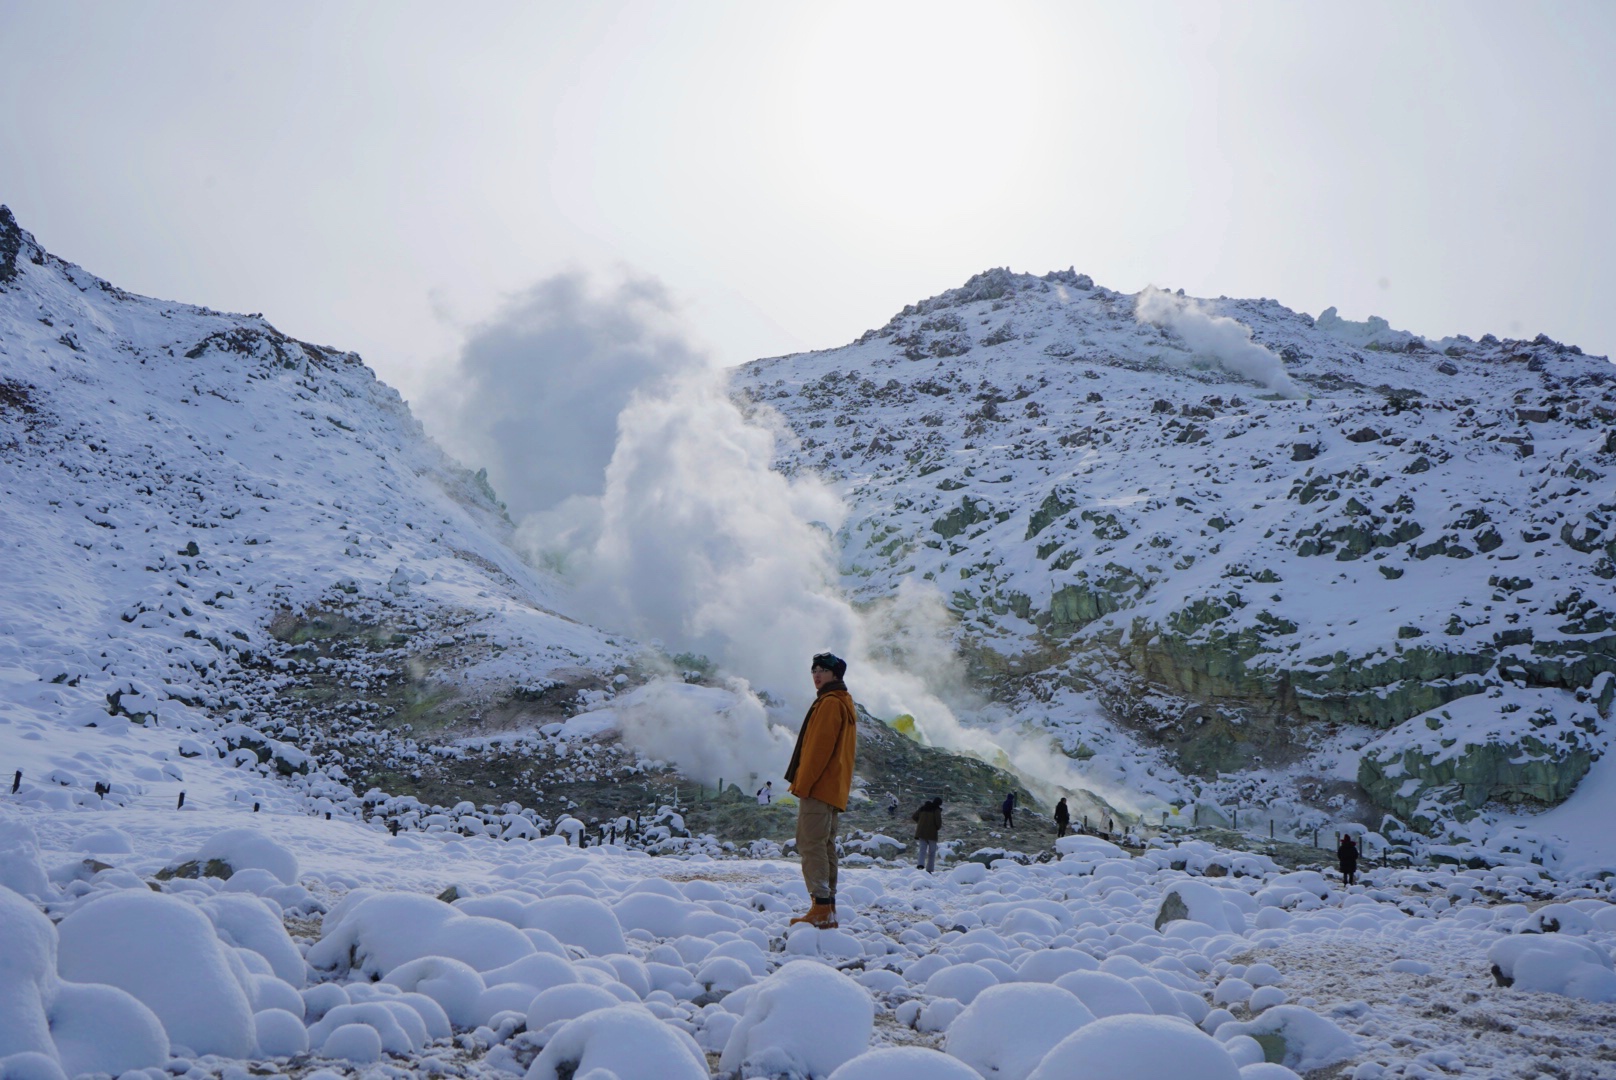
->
xmin=1337 ymin=833 xmax=1360 ymax=886
xmin=1054 ymin=796 xmax=1070 ymax=839
xmin=785 ymin=652 xmax=857 ymax=930
xmin=912 ymin=798 xmax=942 ymax=873
xmin=1001 ymin=790 xmax=1017 ymax=829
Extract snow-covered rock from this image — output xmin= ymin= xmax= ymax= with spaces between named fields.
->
xmin=1028 ymin=1013 xmax=1242 ymax=1080
xmin=719 ymin=961 xmax=874 ymax=1078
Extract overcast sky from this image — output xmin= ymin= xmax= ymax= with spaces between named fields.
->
xmin=2 ymin=1 xmax=1612 ymax=409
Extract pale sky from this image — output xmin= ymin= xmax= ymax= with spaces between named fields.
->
xmin=2 ymin=1 xmax=1612 ymax=409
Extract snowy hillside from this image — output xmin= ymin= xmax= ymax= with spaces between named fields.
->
xmin=734 ymin=269 xmax=1616 ymax=832
xmin=0 ymin=205 xmax=634 ymax=825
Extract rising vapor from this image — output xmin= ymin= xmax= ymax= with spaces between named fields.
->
xmin=422 ymin=273 xmax=705 ymax=519
xmin=435 ymin=272 xmax=1148 ymax=815
xmin=1135 ymin=286 xmax=1304 ymax=398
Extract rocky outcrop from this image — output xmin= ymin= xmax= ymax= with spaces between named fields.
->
xmin=1356 ymin=682 xmax=1608 ymax=827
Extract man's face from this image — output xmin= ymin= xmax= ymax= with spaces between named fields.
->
xmin=811 ymin=665 xmax=834 ymax=690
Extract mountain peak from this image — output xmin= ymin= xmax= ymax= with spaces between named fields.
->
xmin=0 ymin=204 xmax=48 ymax=287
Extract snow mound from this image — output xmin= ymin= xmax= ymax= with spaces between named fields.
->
xmin=522 ymin=895 xmax=629 ymax=956
xmin=194 ymin=828 xmax=300 ymax=885
xmin=380 ymin=956 xmax=487 ymax=1030
xmin=524 ymin=1003 xmax=708 ymax=1080
xmin=1052 ymin=970 xmax=1156 ymax=1018
xmin=1028 ymin=1013 xmax=1241 ymax=1080
xmin=55 ymin=889 xmax=254 ymax=1058
xmin=1487 ymin=933 xmax=1616 ymax=1002
xmin=946 ymin=982 xmax=1096 ymax=1080
xmin=527 ymin=984 xmax=622 ymax=1031
xmin=200 ymin=894 xmax=306 ymax=985
xmin=1216 ymin=1005 xmax=1358 ymax=1073
xmin=309 ymin=891 xmax=536 ymax=977
xmin=829 ymin=1046 xmax=982 ymax=1080
xmin=719 ymin=961 xmax=874 ymax=1078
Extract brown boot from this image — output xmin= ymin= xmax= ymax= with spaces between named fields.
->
xmin=790 ymin=901 xmax=837 ymax=929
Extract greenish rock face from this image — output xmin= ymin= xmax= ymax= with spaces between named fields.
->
xmin=1047 ymin=582 xmax=1124 ymax=631
xmin=1026 ymin=489 xmax=1076 ymax=541
xmin=1286 ymin=646 xmax=1494 ymax=728
xmin=933 ymin=497 xmax=992 ymax=539
xmin=1358 ymin=742 xmax=1596 ymax=826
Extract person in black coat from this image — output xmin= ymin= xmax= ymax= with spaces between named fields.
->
xmin=1054 ymin=797 xmax=1071 ymax=838
xmin=1001 ymin=791 xmax=1017 ymax=828
xmin=1337 ymin=833 xmax=1360 ymax=886
xmin=912 ymin=798 xmax=942 ymax=873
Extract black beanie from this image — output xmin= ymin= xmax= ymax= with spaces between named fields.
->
xmin=811 ymin=652 xmax=847 ymax=679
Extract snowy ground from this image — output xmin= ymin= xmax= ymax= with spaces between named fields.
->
xmin=4 ymin=793 xmax=1615 ymax=1080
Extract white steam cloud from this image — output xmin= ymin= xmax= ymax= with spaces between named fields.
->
xmin=611 ymin=681 xmax=795 ymax=794
xmin=1135 ymin=286 xmax=1304 ymax=398
xmin=423 ymin=273 xmax=704 ymax=519
xmin=438 ymin=272 xmax=1156 ymax=818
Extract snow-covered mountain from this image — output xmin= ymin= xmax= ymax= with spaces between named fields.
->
xmin=5 ymin=200 xmax=1613 ymax=846
xmin=734 ymin=268 xmax=1616 ymax=831
xmin=0 ymin=205 xmax=631 ymax=823
xmin=6 ymin=212 xmax=1616 ymax=1080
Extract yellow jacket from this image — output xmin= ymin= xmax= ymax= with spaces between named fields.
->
xmin=784 ymin=683 xmax=857 ymax=810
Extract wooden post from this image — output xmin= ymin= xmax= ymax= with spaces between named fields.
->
xmin=1232 ymin=806 xmax=1237 ymax=829
xmin=12 ymin=769 xmax=21 ymax=793
xmin=1269 ymin=819 xmax=1275 ymax=840
xmin=176 ymin=791 xmax=186 ymax=809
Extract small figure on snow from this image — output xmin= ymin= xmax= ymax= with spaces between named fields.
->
xmin=1001 ymin=790 xmax=1017 ymax=829
xmin=1337 ymin=832 xmax=1360 ymax=886
xmin=785 ymin=652 xmax=857 ymax=930
xmin=912 ymin=798 xmax=942 ymax=873
xmin=1054 ymin=796 xmax=1071 ymax=839
xmin=885 ymin=791 xmax=899 ymax=817
xmin=756 ymin=781 xmax=772 ymax=806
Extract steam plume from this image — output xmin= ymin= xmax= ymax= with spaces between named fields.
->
xmin=423 ymin=273 xmax=704 ymax=519
xmin=1135 ymin=286 xmax=1304 ymax=397
xmin=437 ymin=272 xmax=1151 ymax=818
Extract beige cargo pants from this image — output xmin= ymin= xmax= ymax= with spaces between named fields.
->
xmin=796 ymin=795 xmax=840 ymax=901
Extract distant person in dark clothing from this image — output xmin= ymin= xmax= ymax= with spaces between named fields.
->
xmin=1337 ymin=833 xmax=1360 ymax=886
xmin=1001 ymin=791 xmax=1017 ymax=828
xmin=912 ymin=798 xmax=942 ymax=873
xmin=1054 ymin=797 xmax=1070 ymax=838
